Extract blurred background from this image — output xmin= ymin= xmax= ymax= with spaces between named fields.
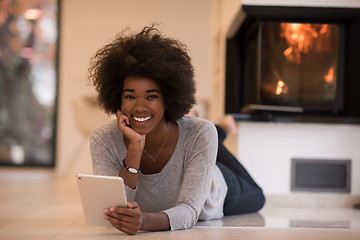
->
xmin=0 ymin=0 xmax=359 ymax=206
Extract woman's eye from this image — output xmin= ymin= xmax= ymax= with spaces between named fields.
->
xmin=124 ymin=95 xmax=135 ymax=100
xmin=148 ymin=95 xmax=159 ymax=100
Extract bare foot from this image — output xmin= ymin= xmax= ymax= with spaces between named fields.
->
xmin=219 ymin=115 xmax=237 ymax=135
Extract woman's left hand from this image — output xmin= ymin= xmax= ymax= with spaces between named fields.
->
xmin=103 ymin=201 xmax=142 ymax=235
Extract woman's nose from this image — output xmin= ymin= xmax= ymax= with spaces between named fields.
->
xmin=134 ymin=99 xmax=147 ymax=111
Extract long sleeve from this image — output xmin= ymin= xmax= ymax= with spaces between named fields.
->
xmin=89 ymin=121 xmax=137 ymax=201
xmin=161 ymin=118 xmax=219 ymax=230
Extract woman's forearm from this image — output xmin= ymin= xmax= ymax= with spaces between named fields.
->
xmin=140 ymin=212 xmax=171 ymax=232
xmin=118 ymin=143 xmax=143 ymax=189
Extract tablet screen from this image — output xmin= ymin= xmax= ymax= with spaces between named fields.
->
xmin=76 ymin=174 xmax=127 ymax=226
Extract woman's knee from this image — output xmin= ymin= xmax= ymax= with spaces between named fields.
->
xmin=223 ymin=187 xmax=265 ymax=216
xmin=253 ymin=188 xmax=266 ymax=212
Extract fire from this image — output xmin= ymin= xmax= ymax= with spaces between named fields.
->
xmin=283 ymin=46 xmax=293 ymax=56
xmin=324 ymin=67 xmax=334 ymax=84
xmin=275 ymin=80 xmax=287 ymax=95
xmin=280 ymin=23 xmax=331 ymax=63
xmin=271 ymin=70 xmax=288 ymax=96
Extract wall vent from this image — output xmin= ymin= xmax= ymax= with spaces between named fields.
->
xmin=291 ymin=158 xmax=351 ymax=193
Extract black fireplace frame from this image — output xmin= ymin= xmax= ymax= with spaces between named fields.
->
xmin=225 ymin=5 xmax=360 ymax=123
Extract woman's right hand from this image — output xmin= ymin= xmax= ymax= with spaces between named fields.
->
xmin=116 ymin=110 xmax=145 ymax=146
xmin=116 ymin=110 xmax=144 ymax=189
xmin=104 ymin=201 xmax=142 ymax=235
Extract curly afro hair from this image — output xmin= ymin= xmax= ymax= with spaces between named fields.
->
xmin=88 ymin=24 xmax=196 ymax=122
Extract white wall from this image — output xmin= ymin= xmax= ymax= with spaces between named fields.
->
xmin=237 ymin=122 xmax=360 ymax=195
xmin=57 ymin=0 xmax=213 ymax=175
xmin=208 ymin=0 xmax=242 ymax=123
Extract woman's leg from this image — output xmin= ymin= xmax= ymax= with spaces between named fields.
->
xmin=216 ymin=133 xmax=259 ymax=188
xmin=217 ymin=162 xmax=265 ymax=215
xmin=215 ymin=125 xmax=265 ymax=215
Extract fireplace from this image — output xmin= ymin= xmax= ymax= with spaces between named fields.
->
xmin=260 ymin=22 xmax=340 ymax=109
xmin=225 ymin=5 xmax=360 ymax=123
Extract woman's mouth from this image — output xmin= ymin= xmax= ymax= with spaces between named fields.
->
xmin=133 ymin=116 xmax=151 ymax=122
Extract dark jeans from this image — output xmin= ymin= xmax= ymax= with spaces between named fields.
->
xmin=215 ymin=126 xmax=265 ymax=216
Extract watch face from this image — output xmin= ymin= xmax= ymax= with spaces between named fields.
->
xmin=128 ymin=167 xmax=138 ymax=174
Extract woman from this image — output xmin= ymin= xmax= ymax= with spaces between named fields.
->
xmin=88 ymin=25 xmax=264 ymax=235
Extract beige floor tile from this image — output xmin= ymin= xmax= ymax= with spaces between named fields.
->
xmin=1 ymin=168 xmax=360 ymax=240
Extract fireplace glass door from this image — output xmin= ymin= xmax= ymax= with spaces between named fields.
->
xmin=260 ymin=21 xmax=340 ymax=110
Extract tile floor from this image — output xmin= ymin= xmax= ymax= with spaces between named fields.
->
xmin=0 ymin=167 xmax=359 ymax=240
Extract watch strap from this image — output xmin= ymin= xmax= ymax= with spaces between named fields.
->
xmin=122 ymin=159 xmax=141 ymax=174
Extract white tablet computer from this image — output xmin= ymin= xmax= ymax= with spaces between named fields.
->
xmin=76 ymin=174 xmax=127 ymax=227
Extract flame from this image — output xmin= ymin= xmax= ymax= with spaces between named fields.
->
xmin=275 ymin=80 xmax=287 ymax=95
xmin=280 ymin=23 xmax=331 ymax=63
xmin=324 ymin=67 xmax=334 ymax=84
xmin=284 ymin=46 xmax=293 ymax=56
xmin=271 ymin=70 xmax=288 ymax=96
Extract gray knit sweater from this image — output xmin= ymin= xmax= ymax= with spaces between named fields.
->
xmin=90 ymin=116 xmax=227 ymax=230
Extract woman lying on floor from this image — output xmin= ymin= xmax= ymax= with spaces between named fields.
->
xmin=88 ymin=24 xmax=265 ymax=235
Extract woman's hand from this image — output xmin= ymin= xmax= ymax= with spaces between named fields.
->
xmin=116 ymin=110 xmax=144 ymax=189
xmin=116 ymin=110 xmax=145 ymax=146
xmin=104 ymin=201 xmax=142 ymax=235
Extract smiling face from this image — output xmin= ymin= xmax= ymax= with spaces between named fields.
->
xmin=121 ymin=76 xmax=166 ymax=136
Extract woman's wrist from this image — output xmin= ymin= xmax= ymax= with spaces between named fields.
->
xmin=123 ymin=159 xmax=141 ymax=174
xmin=127 ymin=140 xmax=145 ymax=152
xmin=140 ymin=212 xmax=170 ymax=231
